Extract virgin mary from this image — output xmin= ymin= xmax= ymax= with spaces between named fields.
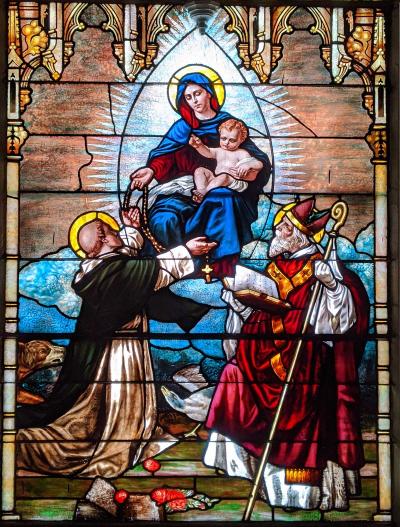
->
xmin=131 ymin=68 xmax=271 ymax=276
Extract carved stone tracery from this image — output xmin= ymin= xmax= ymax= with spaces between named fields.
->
xmin=222 ymin=4 xmax=385 ymax=130
xmin=308 ymin=7 xmax=331 ymax=44
xmin=9 ymin=3 xmax=387 ymax=150
xmin=270 ymin=6 xmax=296 ymax=76
xmin=117 ymin=4 xmax=172 ymax=76
xmin=224 ymin=6 xmax=334 ymax=83
xmin=346 ymin=24 xmax=373 ymax=68
xmin=344 ymin=8 xmax=385 ymax=119
xmin=21 ymin=20 xmax=48 ymax=58
xmin=14 ymin=2 xmax=174 ymax=114
xmin=8 ymin=4 xmax=388 ymax=149
xmin=365 ymin=9 xmax=387 ymax=163
xmin=8 ymin=3 xmax=21 ymax=54
xmin=63 ymin=2 xmax=88 ymax=66
xmin=101 ymin=4 xmax=123 ymax=41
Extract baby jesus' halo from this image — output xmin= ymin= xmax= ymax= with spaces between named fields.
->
xmin=167 ymin=64 xmax=225 ymax=112
xmin=69 ymin=211 xmax=120 ymax=258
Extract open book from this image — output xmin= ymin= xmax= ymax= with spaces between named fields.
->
xmin=223 ymin=265 xmax=291 ymax=314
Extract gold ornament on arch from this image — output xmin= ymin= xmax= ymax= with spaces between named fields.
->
xmin=21 ymin=20 xmax=48 ymax=58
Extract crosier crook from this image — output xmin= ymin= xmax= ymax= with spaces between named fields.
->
xmin=242 ymin=200 xmax=348 ymax=522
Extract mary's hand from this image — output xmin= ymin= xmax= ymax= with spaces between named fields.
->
xmin=130 ymin=167 xmax=154 ymax=190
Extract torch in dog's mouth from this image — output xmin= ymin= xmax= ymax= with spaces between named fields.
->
xmin=46 ymin=345 xmax=65 ymax=367
xmin=50 ymin=357 xmax=63 ymax=365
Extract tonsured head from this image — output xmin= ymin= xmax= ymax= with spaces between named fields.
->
xmin=78 ymin=220 xmax=123 ymax=257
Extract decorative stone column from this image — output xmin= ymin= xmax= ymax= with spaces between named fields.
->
xmin=2 ymin=2 xmax=23 ymax=520
xmin=367 ymin=10 xmax=391 ymax=523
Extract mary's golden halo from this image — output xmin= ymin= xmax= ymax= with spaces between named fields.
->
xmin=69 ymin=211 xmax=120 ymax=258
xmin=167 ymin=64 xmax=225 ymax=112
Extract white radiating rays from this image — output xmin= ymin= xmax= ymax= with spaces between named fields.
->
xmin=253 ymin=85 xmax=315 ymax=138
xmin=134 ymin=7 xmax=197 ymax=84
xmin=81 ymin=136 xmax=121 ymax=191
xmin=110 ymin=84 xmax=142 ymax=134
xmin=272 ymin=140 xmax=307 ymax=193
xmin=91 ymin=105 xmax=115 ymax=135
xmin=203 ymin=10 xmax=243 ymax=69
xmin=78 ymin=159 xmax=121 ymax=216
xmin=251 ymin=86 xmax=307 ymax=197
xmin=145 ymin=32 xmax=245 ymax=85
xmin=137 ymin=7 xmax=241 ymax=81
xmin=87 ymin=195 xmax=120 ymax=215
xmin=154 ymin=7 xmax=195 ymax=61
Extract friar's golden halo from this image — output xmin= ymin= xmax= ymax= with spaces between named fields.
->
xmin=69 ymin=211 xmax=120 ymax=258
xmin=167 ymin=64 xmax=225 ymax=112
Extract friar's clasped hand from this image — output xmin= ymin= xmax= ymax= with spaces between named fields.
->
xmin=121 ymin=206 xmax=141 ymax=228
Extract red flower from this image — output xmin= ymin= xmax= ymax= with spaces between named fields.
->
xmin=143 ymin=458 xmax=161 ymax=474
xmin=114 ymin=489 xmax=129 ymax=504
xmin=167 ymin=498 xmax=187 ymax=511
xmin=150 ymin=488 xmax=186 ymax=505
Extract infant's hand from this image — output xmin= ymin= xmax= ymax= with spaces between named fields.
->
xmin=227 ymin=167 xmax=238 ymax=178
xmin=122 ymin=207 xmax=141 ymax=228
xmin=234 ymin=161 xmax=253 ymax=178
xmin=189 ymin=134 xmax=203 ymax=149
xmin=236 ymin=165 xmax=249 ymax=178
xmin=233 ymin=162 xmax=258 ymax=181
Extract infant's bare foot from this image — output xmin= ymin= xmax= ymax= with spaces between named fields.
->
xmin=192 ymin=190 xmax=204 ymax=203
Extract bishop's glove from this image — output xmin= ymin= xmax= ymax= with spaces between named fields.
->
xmin=314 ymin=260 xmax=337 ymax=290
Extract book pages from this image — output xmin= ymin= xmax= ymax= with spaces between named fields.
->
xmin=228 ymin=265 xmax=279 ymax=298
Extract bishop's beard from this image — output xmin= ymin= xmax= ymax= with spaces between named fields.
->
xmin=268 ymin=228 xmax=310 ymax=258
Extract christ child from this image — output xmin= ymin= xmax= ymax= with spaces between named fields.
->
xmin=189 ymin=118 xmax=264 ymax=203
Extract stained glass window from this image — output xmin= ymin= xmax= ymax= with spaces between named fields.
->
xmin=2 ymin=1 xmax=396 ymax=523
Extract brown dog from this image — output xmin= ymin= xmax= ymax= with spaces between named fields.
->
xmin=17 ymin=340 xmax=65 ymax=405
